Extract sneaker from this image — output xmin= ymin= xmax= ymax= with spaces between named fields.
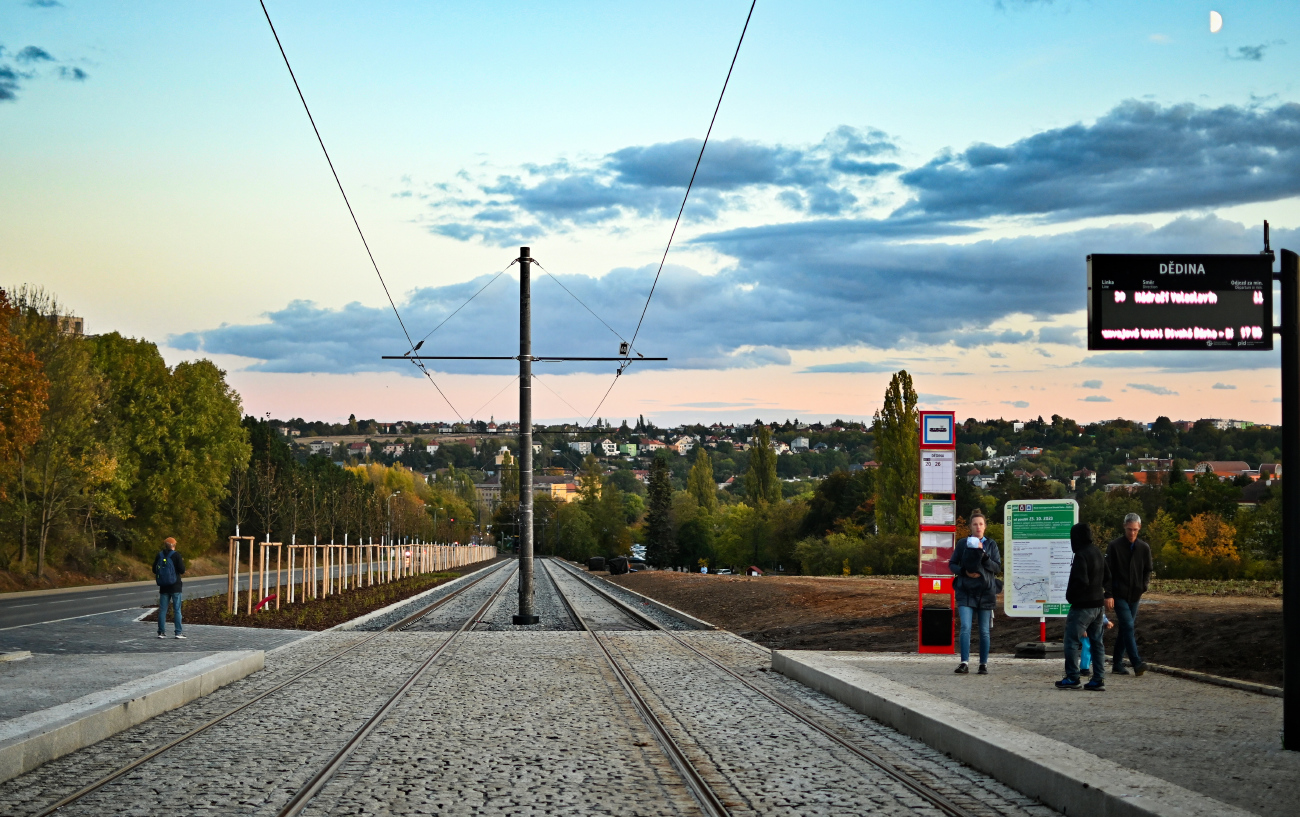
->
xmin=157 ymin=633 xmax=166 ymax=639
xmin=1134 ymin=663 xmax=1147 ymax=677
xmin=175 ymin=634 xmax=187 ymax=640
xmin=1079 ymin=668 xmax=1092 ymax=677
xmin=1084 ymin=679 xmax=1106 ymax=691
xmin=954 ymin=662 xmax=969 ymax=674
xmin=977 ymin=664 xmax=988 ymax=675
xmin=1055 ymin=677 xmax=1082 ymax=690
xmin=1112 ymin=665 xmax=1131 ymax=676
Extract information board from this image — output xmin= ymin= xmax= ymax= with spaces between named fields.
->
xmin=920 ymin=412 xmax=955 ymax=447
xmin=1003 ymin=499 xmax=1079 ymax=617
xmin=920 ymin=499 xmax=956 ymax=527
xmin=920 ymin=450 xmax=956 ymax=494
xmin=1087 ymin=254 xmax=1273 ymax=351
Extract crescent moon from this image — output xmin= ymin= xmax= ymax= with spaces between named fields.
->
xmin=1210 ymin=10 xmax=1223 ymax=33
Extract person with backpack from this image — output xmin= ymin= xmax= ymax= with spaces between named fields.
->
xmin=949 ymin=509 xmax=1002 ymax=675
xmin=153 ymin=537 xmax=186 ymax=639
xmin=1056 ymin=523 xmax=1109 ymax=691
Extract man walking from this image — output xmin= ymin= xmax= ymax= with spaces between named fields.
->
xmin=1056 ymin=523 xmax=1108 ymax=691
xmin=153 ymin=537 xmax=186 ymax=639
xmin=1104 ymin=513 xmax=1153 ymax=675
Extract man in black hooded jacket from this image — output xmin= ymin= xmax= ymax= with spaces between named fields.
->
xmin=1056 ymin=523 xmax=1109 ymax=690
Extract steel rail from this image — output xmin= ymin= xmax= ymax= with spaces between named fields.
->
xmin=540 ymin=559 xmax=731 ymax=817
xmin=551 ymin=559 xmax=981 ymax=817
xmin=275 ymin=560 xmax=520 ymax=817
xmin=31 ymin=558 xmax=512 ymax=817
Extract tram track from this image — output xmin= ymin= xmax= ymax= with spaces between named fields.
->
xmin=548 ymin=557 xmax=984 ymax=817
xmin=24 ymin=559 xmax=516 ymax=817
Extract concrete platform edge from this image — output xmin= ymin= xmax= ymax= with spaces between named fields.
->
xmin=1146 ymin=662 xmax=1282 ymax=697
xmin=0 ymin=649 xmax=262 ymax=783
xmin=772 ymin=650 xmax=1253 ymax=817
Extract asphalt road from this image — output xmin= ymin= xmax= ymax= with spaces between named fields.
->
xmin=0 ymin=569 xmax=354 ymax=630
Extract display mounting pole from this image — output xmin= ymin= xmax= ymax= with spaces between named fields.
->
xmin=514 ymin=247 xmax=540 ymax=625
xmin=1281 ymin=248 xmax=1298 ymax=750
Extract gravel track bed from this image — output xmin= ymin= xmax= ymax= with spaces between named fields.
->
xmin=16 ymin=634 xmax=462 ymax=817
xmin=553 ymin=561 xmax=695 ymax=631
xmin=0 ymin=632 xmax=373 ymax=816
xmin=476 ymin=559 xmax=578 ymax=631
xmin=601 ymin=631 xmax=1059 ymax=817
xmin=399 ymin=562 xmax=518 ymax=632
xmin=545 ymin=560 xmax=645 ymax=631
xmin=300 ymin=632 xmax=702 ymax=817
xmin=355 ymin=560 xmax=511 ymax=631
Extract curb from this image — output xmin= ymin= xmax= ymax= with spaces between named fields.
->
xmin=0 ymin=650 xmax=263 ymax=783
xmin=328 ymin=558 xmax=507 ymax=632
xmin=772 ymin=650 xmax=1254 ymax=817
xmin=572 ymin=563 xmax=718 ymax=631
xmin=1146 ymin=662 xmax=1282 ymax=698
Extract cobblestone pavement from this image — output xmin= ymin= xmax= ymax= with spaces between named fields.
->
xmin=555 ymin=561 xmax=696 ymax=631
xmin=400 ymin=562 xmax=518 ymax=633
xmin=355 ymin=560 xmax=510 ymax=631
xmin=478 ymin=560 xmax=580 ymax=632
xmin=2 ymin=562 xmax=1063 ymax=817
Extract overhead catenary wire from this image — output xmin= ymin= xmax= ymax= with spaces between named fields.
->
xmin=415 ymin=259 xmax=518 ymax=347
xmin=583 ymin=0 xmax=757 ymax=425
xmin=257 ymin=0 xmax=462 ymax=420
xmin=530 ymin=258 xmax=626 ymax=343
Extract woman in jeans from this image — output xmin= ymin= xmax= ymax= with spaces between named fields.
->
xmin=949 ymin=509 xmax=1002 ymax=675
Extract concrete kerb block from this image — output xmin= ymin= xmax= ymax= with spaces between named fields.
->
xmin=0 ymin=650 xmax=262 ymax=784
xmin=772 ymin=650 xmax=1253 ymax=817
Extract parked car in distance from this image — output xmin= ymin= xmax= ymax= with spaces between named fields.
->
xmin=715 ymin=568 xmax=732 ymax=575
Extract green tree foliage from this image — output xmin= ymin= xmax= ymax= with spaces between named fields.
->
xmin=645 ymin=456 xmax=674 ymax=566
xmin=794 ymin=531 xmax=915 ymax=576
xmin=801 ymin=469 xmax=874 ymax=537
xmin=746 ymin=425 xmax=781 ymax=505
xmin=687 ymin=446 xmax=717 ymax=513
xmin=873 ymin=370 xmax=918 ymax=537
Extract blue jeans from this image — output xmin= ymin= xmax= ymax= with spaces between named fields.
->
xmin=1112 ymin=598 xmax=1142 ymax=668
xmin=957 ymin=606 xmax=991 ymax=665
xmin=1064 ymin=605 xmax=1105 ymax=682
xmin=159 ymin=592 xmax=182 ymax=635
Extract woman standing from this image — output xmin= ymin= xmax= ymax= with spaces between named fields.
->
xmin=949 ymin=509 xmax=1002 ymax=675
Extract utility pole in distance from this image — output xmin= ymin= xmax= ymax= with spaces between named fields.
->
xmin=384 ymin=246 xmax=666 ymax=626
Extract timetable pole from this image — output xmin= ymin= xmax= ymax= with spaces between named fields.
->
xmin=1281 ymin=249 xmax=1299 ymax=750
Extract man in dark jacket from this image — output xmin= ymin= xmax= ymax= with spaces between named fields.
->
xmin=1104 ymin=513 xmax=1153 ymax=675
xmin=1056 ymin=523 xmax=1109 ymax=690
xmin=153 ymin=537 xmax=186 ymax=639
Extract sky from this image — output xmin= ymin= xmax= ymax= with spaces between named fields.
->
xmin=3 ymin=0 xmax=1300 ymax=427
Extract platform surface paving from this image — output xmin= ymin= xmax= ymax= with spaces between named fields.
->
xmin=819 ymin=652 xmax=1294 ymax=817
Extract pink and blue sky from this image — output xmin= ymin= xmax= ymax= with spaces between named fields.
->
xmin=3 ymin=1 xmax=1299 ymax=426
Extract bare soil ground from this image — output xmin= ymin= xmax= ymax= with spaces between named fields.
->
xmin=609 ymin=572 xmax=1284 ymax=686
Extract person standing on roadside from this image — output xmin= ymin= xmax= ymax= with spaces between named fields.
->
xmin=1104 ymin=513 xmax=1152 ymax=675
xmin=153 ymin=537 xmax=186 ymax=640
xmin=1056 ymin=523 xmax=1109 ymax=691
xmin=949 ymin=509 xmax=1001 ymax=676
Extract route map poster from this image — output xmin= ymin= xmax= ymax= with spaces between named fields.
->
xmin=1003 ymin=499 xmax=1078 ymax=617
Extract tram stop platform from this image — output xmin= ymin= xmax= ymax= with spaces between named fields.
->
xmin=774 ymin=651 xmax=1295 ymax=817
xmin=0 ymin=607 xmax=311 ymax=783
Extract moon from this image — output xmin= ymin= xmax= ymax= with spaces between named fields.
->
xmin=1210 ymin=10 xmax=1223 ymax=33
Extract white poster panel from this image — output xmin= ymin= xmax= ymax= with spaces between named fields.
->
xmin=919 ymin=449 xmax=956 ymax=494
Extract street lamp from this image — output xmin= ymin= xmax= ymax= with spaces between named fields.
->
xmin=386 ymin=490 xmax=401 ymax=545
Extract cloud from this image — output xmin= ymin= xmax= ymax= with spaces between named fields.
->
xmin=15 ymin=46 xmax=54 ymax=63
xmin=799 ymin=360 xmax=903 ymax=373
xmin=180 ymin=215 xmax=1300 ymax=376
xmin=917 ymin=393 xmax=958 ymax=403
xmin=56 ymin=66 xmax=86 ymax=81
xmin=25 ymin=0 xmax=63 ymax=7
xmin=1038 ymin=326 xmax=1080 ymax=345
xmin=1081 ymin=395 xmax=1113 ymax=402
xmin=1004 ymin=400 xmax=1030 ymax=408
xmin=1212 ymin=382 xmax=1237 ymax=390
xmin=1079 ymin=346 xmax=1281 ymax=372
xmin=1127 ymin=383 xmax=1178 ymax=396
xmin=1225 ymin=44 xmax=1271 ymax=62
xmin=424 ymin=127 xmax=901 ymax=243
xmin=1081 ymin=380 xmax=1103 ymax=389
xmin=894 ymin=100 xmax=1300 ymax=222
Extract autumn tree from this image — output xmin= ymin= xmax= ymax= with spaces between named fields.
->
xmin=746 ymin=425 xmax=781 ymax=505
xmin=687 ymin=446 xmax=717 ymax=513
xmin=645 ymin=455 xmax=675 ymax=566
xmin=874 ymin=370 xmax=919 ymax=537
xmin=0 ymin=289 xmax=48 ymax=480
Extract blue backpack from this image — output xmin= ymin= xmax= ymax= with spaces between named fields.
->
xmin=155 ymin=551 xmax=178 ymax=586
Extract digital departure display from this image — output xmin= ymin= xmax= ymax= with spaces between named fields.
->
xmin=1087 ymin=254 xmax=1273 ymax=351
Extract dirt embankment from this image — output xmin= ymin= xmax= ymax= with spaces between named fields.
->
xmin=609 ymin=572 xmax=1283 ymax=686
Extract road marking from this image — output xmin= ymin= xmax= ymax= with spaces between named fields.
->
xmin=0 ymin=606 xmax=147 ymax=632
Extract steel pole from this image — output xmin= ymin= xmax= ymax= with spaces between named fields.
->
xmin=1282 ymin=249 xmax=1299 ymax=750
xmin=514 ymin=246 xmax=539 ymax=624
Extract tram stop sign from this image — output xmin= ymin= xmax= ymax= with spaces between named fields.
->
xmin=1087 ymin=254 xmax=1273 ymax=351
